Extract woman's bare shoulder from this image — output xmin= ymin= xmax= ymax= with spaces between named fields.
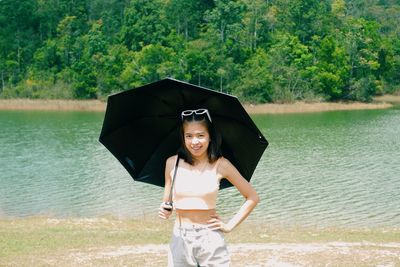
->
xmin=166 ymin=155 xmax=178 ymax=163
xmin=166 ymin=155 xmax=179 ymax=170
xmin=216 ymin=156 xmax=235 ymax=174
xmin=166 ymin=155 xmax=180 ymax=180
xmin=218 ymin=156 xmax=232 ymax=166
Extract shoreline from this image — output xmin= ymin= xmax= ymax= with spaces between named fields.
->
xmin=0 ymin=96 xmax=398 ymax=114
xmin=0 ymin=99 xmax=106 ymax=112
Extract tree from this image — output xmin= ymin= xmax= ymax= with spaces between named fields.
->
xmin=240 ymin=0 xmax=270 ymax=51
xmin=275 ymin=0 xmax=331 ymax=43
xmin=376 ymin=37 xmax=400 ymax=94
xmin=96 ymin=44 xmax=131 ymax=96
xmin=1 ymin=0 xmax=398 ymax=101
xmin=0 ymin=0 xmax=39 ymax=84
xmin=184 ymin=38 xmax=235 ymax=91
xmin=119 ymin=44 xmax=177 ymax=89
xmin=310 ymin=35 xmax=350 ymax=100
xmin=234 ymin=48 xmax=272 ymax=102
xmin=56 ymin=16 xmax=85 ymax=67
xmin=166 ymin=0 xmax=213 ymax=40
xmin=119 ymin=0 xmax=169 ymax=51
xmin=341 ymin=18 xmax=381 ymax=100
xmin=31 ymin=39 xmax=60 ymax=82
xmin=266 ymin=32 xmax=314 ymax=102
xmin=204 ymin=0 xmax=244 ymax=44
xmin=88 ymin=0 xmax=130 ymax=43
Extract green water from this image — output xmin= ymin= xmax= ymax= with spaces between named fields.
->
xmin=0 ymin=108 xmax=399 ymax=228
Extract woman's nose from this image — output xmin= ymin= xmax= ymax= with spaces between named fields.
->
xmin=192 ymin=137 xmax=199 ymax=144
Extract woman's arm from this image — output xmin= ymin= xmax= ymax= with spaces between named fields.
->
xmin=158 ymin=155 xmax=176 ymax=220
xmin=208 ymin=157 xmax=260 ymax=232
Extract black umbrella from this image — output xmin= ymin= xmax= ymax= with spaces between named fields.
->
xmin=99 ymin=78 xmax=268 ymax=189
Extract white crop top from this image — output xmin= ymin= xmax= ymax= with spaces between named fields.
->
xmin=171 ymin=158 xmax=221 ymax=210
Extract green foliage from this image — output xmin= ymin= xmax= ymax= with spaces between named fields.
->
xmin=0 ymin=0 xmax=399 ymax=102
xmin=310 ymin=36 xmax=350 ymax=100
xmin=275 ymin=0 xmax=331 ymax=42
xmin=184 ymin=37 xmax=235 ymax=91
xmin=234 ymin=48 xmax=272 ymax=102
xmin=348 ymin=76 xmax=378 ymax=102
xmin=120 ymin=0 xmax=169 ymax=51
xmin=165 ymin=0 xmax=213 ymax=40
xmin=95 ymin=44 xmax=131 ymax=96
xmin=265 ymin=32 xmax=314 ymax=102
xmin=120 ymin=44 xmax=177 ymax=88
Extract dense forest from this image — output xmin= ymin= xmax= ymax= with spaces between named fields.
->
xmin=0 ymin=0 xmax=399 ymax=103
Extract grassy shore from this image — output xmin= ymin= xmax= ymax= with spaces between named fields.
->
xmin=0 ymin=95 xmax=399 ymax=114
xmin=0 ymin=99 xmax=106 ymax=112
xmin=1 ymin=217 xmax=399 ymax=266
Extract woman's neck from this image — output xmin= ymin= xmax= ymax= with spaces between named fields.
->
xmin=192 ymin=155 xmax=208 ymax=166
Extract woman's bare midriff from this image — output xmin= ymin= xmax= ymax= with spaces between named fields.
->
xmin=175 ymin=209 xmax=217 ymax=226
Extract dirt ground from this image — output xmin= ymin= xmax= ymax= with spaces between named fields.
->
xmin=1 ymin=218 xmax=400 ymax=266
xmin=3 ymin=242 xmax=399 ymax=267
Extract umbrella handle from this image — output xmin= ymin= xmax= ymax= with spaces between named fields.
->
xmin=163 ymin=202 xmax=173 ymax=211
xmin=165 ymin=155 xmax=180 ymax=211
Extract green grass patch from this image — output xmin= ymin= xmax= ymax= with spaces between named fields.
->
xmin=0 ymin=217 xmax=172 ymax=259
xmin=1 ymin=216 xmax=399 ymax=262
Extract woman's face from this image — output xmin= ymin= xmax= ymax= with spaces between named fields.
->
xmin=183 ymin=120 xmax=210 ymax=159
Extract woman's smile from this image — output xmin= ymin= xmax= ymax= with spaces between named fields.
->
xmin=183 ymin=121 xmax=210 ymax=159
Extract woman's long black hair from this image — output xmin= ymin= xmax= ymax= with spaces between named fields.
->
xmin=178 ymin=112 xmax=222 ymax=165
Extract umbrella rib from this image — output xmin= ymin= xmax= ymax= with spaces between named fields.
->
xmin=196 ymin=97 xmax=266 ymax=141
xmin=213 ymin=115 xmax=267 ymax=142
xmin=139 ymin=121 xmax=180 ymax=177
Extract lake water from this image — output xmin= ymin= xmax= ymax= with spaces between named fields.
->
xmin=0 ymin=107 xmax=399 ymax=228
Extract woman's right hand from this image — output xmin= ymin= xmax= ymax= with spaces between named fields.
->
xmin=158 ymin=202 xmax=173 ymax=220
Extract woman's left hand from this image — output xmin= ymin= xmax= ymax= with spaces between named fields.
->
xmin=207 ymin=214 xmax=232 ymax=233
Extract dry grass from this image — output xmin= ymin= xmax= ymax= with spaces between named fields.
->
xmin=1 ymin=217 xmax=399 ymax=266
xmin=243 ymin=101 xmax=392 ymax=114
xmin=0 ymin=99 xmax=105 ymax=112
xmin=374 ymin=94 xmax=400 ymax=104
xmin=0 ymin=96 xmax=398 ymax=114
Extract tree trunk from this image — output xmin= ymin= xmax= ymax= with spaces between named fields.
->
xmin=254 ymin=16 xmax=258 ymax=50
xmin=16 ymin=28 xmax=21 ymax=73
xmin=1 ymin=70 xmax=4 ymax=92
xmin=220 ymin=23 xmax=225 ymax=43
xmin=198 ymin=72 xmax=201 ymax=86
xmin=176 ymin=19 xmax=181 ymax=36
xmin=185 ymin=19 xmax=189 ymax=41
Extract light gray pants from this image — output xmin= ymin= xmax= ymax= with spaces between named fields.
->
xmin=168 ymin=224 xmax=230 ymax=267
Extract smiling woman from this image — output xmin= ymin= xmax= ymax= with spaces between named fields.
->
xmin=180 ymin=109 xmax=220 ymax=165
xmin=158 ymin=108 xmax=260 ymax=267
xmin=183 ymin=122 xmax=211 ymax=160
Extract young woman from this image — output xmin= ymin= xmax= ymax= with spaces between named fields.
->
xmin=158 ymin=108 xmax=260 ymax=267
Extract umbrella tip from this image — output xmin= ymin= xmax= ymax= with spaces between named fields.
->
xmin=125 ymin=157 xmax=135 ymax=170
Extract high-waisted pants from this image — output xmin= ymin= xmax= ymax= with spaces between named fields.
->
xmin=168 ymin=223 xmax=230 ymax=267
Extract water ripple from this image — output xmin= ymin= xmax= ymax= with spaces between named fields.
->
xmin=1 ymin=110 xmax=400 ymax=228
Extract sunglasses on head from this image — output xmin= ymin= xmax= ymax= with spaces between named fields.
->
xmin=181 ymin=109 xmax=212 ymax=123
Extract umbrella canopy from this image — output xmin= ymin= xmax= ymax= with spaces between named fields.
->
xmin=99 ymin=78 xmax=268 ymax=189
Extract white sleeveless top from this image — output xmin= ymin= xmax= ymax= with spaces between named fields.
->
xmin=171 ymin=158 xmax=221 ymax=210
